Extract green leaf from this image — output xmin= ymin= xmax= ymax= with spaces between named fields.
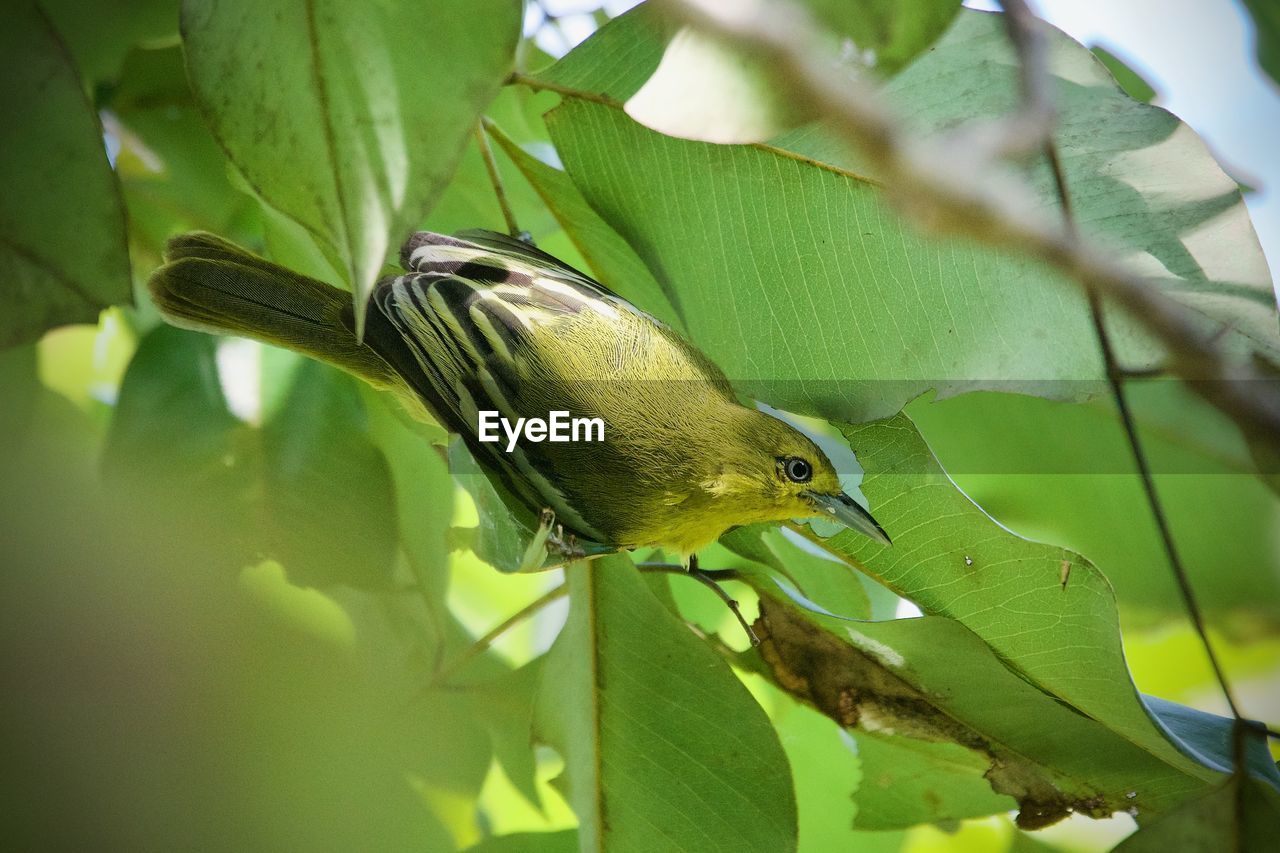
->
xmin=0 ymin=345 xmax=41 ymax=447
xmin=103 ymin=326 xmax=252 ymax=528
xmin=108 ymin=45 xmax=259 ymax=266
xmin=457 ymin=659 xmax=546 ymax=811
xmin=766 ymin=699 xmax=908 ymax=852
xmin=260 ymin=361 xmax=399 ymax=588
xmin=545 ymin=96 xmax=1097 ymax=421
xmin=848 ymin=732 xmax=1013 ymax=829
xmin=449 ymin=439 xmax=539 ymax=574
xmin=41 ymin=0 xmax=180 ymax=86
xmin=362 ymin=389 xmax=453 ymax=599
xmin=538 ymin=1 xmax=961 ymax=145
xmin=426 ymin=87 xmax=565 ymax=240
xmin=815 ymin=414 xmax=1195 ymax=771
xmin=180 ymin=0 xmax=521 ymax=328
xmin=534 ymin=8 xmax=1278 ymax=420
xmin=1 ymin=2 xmax=130 ymax=347
xmin=623 ymin=23 xmax=810 ymax=144
xmin=805 ymin=0 xmax=962 ymax=74
xmin=1113 ymin=773 xmax=1280 ymax=852
xmin=1090 ymin=45 xmax=1156 ymax=103
xmin=719 ymin=525 xmax=873 ymax=621
xmin=784 ymin=10 xmax=1278 ymax=365
xmin=909 ymin=388 xmax=1280 ymax=628
xmin=1242 ymin=0 xmax=1280 ymax=88
xmin=536 ymin=556 xmax=797 ymax=851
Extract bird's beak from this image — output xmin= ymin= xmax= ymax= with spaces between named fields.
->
xmin=805 ymin=492 xmax=892 ymax=546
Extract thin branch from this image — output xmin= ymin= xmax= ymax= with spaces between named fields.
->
xmin=656 ymin=0 xmax=1280 ymax=452
xmin=1034 ymin=51 xmax=1245 ymax=729
xmin=430 ymin=583 xmax=566 ymax=687
xmin=637 ymin=562 xmax=759 ymax=644
xmin=994 ymin=0 xmax=1056 ymax=158
xmin=997 ymin=0 xmax=1248 ymax=743
xmin=475 ymin=120 xmax=523 ymax=237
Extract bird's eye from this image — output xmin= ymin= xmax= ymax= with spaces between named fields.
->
xmin=783 ymin=457 xmax=813 ymax=484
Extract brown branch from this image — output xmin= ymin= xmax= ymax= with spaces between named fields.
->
xmin=995 ymin=0 xmax=1056 ymax=158
xmin=656 ymin=0 xmax=1280 ymax=451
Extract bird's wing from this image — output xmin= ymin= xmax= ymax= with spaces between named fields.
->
xmin=367 ymin=243 xmax=621 ymax=543
xmin=400 ymin=229 xmax=633 ymax=304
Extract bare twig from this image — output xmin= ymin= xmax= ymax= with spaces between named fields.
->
xmin=994 ymin=0 xmax=1056 ymax=158
xmin=429 ymin=583 xmax=566 ymax=687
xmin=656 ymin=0 xmax=1280 ymax=451
xmin=637 ymin=562 xmax=759 ymax=644
xmin=1006 ymin=0 xmax=1271 ymax=787
xmin=475 ymin=120 xmax=522 ymax=237
xmin=1019 ymin=20 xmax=1246 ymax=735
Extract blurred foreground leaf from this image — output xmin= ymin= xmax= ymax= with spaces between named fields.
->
xmin=1 ymin=2 xmax=130 ymax=347
xmin=261 ymin=361 xmax=398 ymax=587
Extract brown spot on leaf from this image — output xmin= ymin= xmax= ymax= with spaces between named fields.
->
xmin=754 ymin=595 xmax=1124 ymax=830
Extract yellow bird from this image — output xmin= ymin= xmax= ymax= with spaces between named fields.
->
xmin=148 ymin=229 xmax=890 ymax=563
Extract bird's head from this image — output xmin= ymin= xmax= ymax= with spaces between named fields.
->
xmin=701 ymin=409 xmax=892 ymax=547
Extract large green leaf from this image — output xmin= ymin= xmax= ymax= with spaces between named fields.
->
xmin=546 ymin=95 xmax=1101 ymax=422
xmin=908 ymin=388 xmax=1280 ymax=628
xmin=798 ymin=413 xmax=1280 ymax=790
xmin=1 ymin=2 xmax=130 ymax=348
xmin=530 ymin=6 xmax=1277 ymax=421
xmin=536 ymin=556 xmax=797 ymax=852
xmin=180 ymin=0 xmax=520 ymax=328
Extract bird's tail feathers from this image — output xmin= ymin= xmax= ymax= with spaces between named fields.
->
xmin=147 ymin=232 xmax=398 ymax=389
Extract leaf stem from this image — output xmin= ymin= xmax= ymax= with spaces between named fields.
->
xmin=475 ymin=120 xmax=522 ymax=237
xmin=431 ymin=582 xmax=566 ymax=686
xmin=636 ymin=562 xmax=759 ymax=644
